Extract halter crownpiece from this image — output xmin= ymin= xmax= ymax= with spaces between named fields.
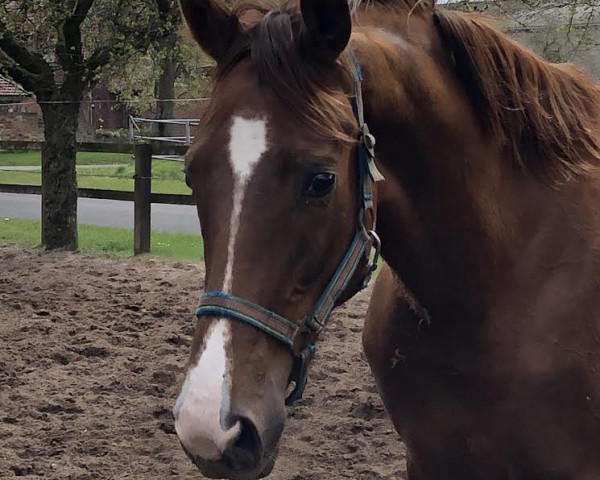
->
xmin=196 ymin=52 xmax=384 ymax=405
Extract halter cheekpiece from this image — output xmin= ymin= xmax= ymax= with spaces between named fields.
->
xmin=196 ymin=53 xmax=384 ymax=405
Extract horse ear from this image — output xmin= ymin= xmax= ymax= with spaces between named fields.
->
xmin=180 ymin=0 xmax=241 ymax=62
xmin=300 ymin=0 xmax=352 ymax=64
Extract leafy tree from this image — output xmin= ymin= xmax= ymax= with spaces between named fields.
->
xmin=105 ymin=27 xmax=214 ymax=130
xmin=447 ymin=0 xmax=600 ymax=72
xmin=0 ymin=0 xmax=179 ymax=250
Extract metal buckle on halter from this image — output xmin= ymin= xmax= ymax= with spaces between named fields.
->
xmin=360 ymin=123 xmax=385 ymax=183
xmin=361 ymin=123 xmax=376 ymax=158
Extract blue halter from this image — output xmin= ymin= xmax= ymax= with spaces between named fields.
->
xmin=196 ymin=53 xmax=384 ymax=405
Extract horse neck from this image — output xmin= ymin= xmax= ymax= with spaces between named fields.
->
xmin=354 ymin=24 xmax=600 ymax=324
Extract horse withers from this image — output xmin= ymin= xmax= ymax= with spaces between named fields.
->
xmin=173 ymin=0 xmax=600 ymax=479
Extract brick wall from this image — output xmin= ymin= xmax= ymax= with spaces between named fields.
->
xmin=0 ymin=102 xmax=102 ymax=143
xmin=0 ymin=112 xmax=42 ymax=141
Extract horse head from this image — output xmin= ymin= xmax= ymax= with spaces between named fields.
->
xmin=173 ymin=1 xmax=378 ymax=478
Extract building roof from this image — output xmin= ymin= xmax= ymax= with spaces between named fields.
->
xmin=0 ymin=75 xmax=27 ymax=97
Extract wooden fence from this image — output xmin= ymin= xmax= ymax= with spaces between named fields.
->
xmin=0 ymin=140 xmax=193 ymax=255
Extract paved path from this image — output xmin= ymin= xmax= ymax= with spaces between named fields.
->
xmin=0 ymin=164 xmax=128 ymax=171
xmin=0 ymin=193 xmax=200 ymax=234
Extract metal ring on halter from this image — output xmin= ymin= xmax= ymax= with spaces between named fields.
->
xmin=369 ymin=230 xmax=381 ymax=272
xmin=361 ymin=230 xmax=381 ymax=290
xmin=285 ymin=344 xmax=316 ymax=406
xmin=367 ymin=230 xmax=381 ymax=272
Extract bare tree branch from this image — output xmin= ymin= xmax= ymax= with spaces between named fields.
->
xmin=0 ymin=18 xmax=54 ymax=94
xmin=56 ymin=0 xmax=96 ymax=98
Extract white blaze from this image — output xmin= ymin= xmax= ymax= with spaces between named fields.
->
xmin=174 ymin=320 xmax=240 ymax=460
xmin=174 ymin=116 xmax=268 ymax=460
xmin=223 ymin=117 xmax=268 ymax=291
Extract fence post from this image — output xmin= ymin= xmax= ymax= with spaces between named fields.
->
xmin=185 ymin=120 xmax=191 ymax=145
xmin=134 ymin=143 xmax=152 ymax=255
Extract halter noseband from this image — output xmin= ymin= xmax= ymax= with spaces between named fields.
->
xmin=196 ymin=54 xmax=384 ymax=405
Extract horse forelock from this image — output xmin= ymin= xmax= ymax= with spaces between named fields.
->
xmin=348 ymin=0 xmax=363 ymax=13
xmin=205 ymin=0 xmax=434 ymax=144
xmin=209 ymin=0 xmax=356 ymax=144
xmin=348 ymin=0 xmax=434 ymax=11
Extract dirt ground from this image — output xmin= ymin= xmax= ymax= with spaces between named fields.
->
xmin=0 ymin=244 xmax=407 ymax=479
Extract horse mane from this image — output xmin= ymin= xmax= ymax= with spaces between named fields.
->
xmin=433 ymin=9 xmax=600 ymax=179
xmin=212 ymin=0 xmax=356 ymax=144
xmin=212 ymin=0 xmax=600 ymax=178
xmin=349 ymin=0 xmax=432 ymax=13
xmin=211 ymin=0 xmax=429 ymax=144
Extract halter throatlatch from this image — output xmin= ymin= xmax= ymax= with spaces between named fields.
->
xmin=196 ymin=53 xmax=384 ymax=405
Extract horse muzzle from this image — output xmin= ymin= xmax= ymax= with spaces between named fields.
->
xmin=175 ymin=402 xmax=283 ymax=480
xmin=179 ymin=420 xmax=278 ymax=480
xmin=184 ymin=448 xmax=277 ymax=480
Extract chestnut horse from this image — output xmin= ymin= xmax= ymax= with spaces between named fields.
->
xmin=173 ymin=0 xmax=600 ymax=479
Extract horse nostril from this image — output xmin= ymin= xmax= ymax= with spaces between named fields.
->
xmin=223 ymin=417 xmax=263 ymax=472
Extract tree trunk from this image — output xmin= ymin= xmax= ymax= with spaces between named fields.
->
xmin=156 ymin=34 xmax=177 ymax=138
xmin=40 ymin=102 xmax=80 ymax=251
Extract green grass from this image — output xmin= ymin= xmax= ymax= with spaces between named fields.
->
xmin=0 ymin=218 xmax=203 ymax=261
xmin=1 ymin=218 xmax=380 ymax=285
xmin=114 ymin=160 xmax=186 ymax=181
xmin=0 ymin=159 xmax=190 ymax=194
xmin=0 ymin=150 xmax=132 ymax=166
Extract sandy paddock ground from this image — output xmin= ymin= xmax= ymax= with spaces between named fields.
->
xmin=0 ymin=244 xmax=406 ymax=479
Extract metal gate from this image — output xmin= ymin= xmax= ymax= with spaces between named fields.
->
xmin=129 ymin=116 xmax=199 ymax=162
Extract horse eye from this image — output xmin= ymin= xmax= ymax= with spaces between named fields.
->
xmin=302 ymin=172 xmax=336 ymax=198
